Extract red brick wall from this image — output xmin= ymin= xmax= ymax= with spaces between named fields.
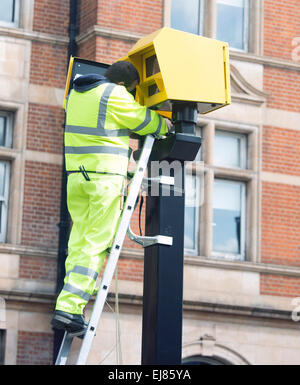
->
xmin=27 ymin=104 xmax=64 ymax=154
xmin=78 ymin=36 xmax=97 ymax=61
xmin=22 ymin=162 xmax=62 ymax=249
xmin=19 ymin=256 xmax=57 ymax=281
xmin=97 ymin=0 xmax=164 ymax=35
xmin=17 ymin=331 xmax=53 ymax=365
xmin=95 ymin=36 xmax=134 ymax=64
xmin=77 ymin=0 xmax=164 ymax=63
xmin=262 ymin=126 xmax=300 ymax=176
xmin=78 ymin=0 xmax=98 ymax=35
xmin=264 ymin=0 xmax=300 ymax=61
xmin=262 ymin=0 xmax=300 ymax=300
xmin=30 ymin=0 xmax=69 ymax=88
xmin=118 ymin=258 xmax=144 ymax=282
xmin=30 ymin=42 xmax=68 ymax=88
xmin=261 ymin=182 xmax=300 ymax=267
xmin=260 ymin=274 xmax=300 ymax=298
xmin=33 ymin=0 xmax=69 ymax=37
xmin=263 ymin=68 xmax=300 ymax=113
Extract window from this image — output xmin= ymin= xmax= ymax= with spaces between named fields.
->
xmin=168 ymin=0 xmax=254 ymax=53
xmin=0 ymin=330 xmax=5 ymax=365
xmin=184 ymin=173 xmax=201 ymax=255
xmin=214 ymin=130 xmax=247 ymax=169
xmin=195 ymin=122 xmax=258 ymax=262
xmin=0 ymin=162 xmax=10 ymax=243
xmin=216 ymin=0 xmax=249 ymax=51
xmin=0 ymin=0 xmax=20 ymax=28
xmin=171 ymin=0 xmax=205 ymax=35
xmin=182 ymin=122 xmax=258 ymax=262
xmin=184 ymin=127 xmax=203 ymax=256
xmin=0 ymin=112 xmax=13 ymax=243
xmin=0 ymin=114 xmax=13 ymax=148
xmin=212 ymin=179 xmax=246 ymax=260
xmin=212 ymin=130 xmax=247 ymax=260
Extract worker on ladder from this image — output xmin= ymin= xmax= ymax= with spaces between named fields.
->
xmin=51 ymin=61 xmax=172 ymax=334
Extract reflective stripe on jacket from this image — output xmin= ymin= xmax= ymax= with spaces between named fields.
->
xmin=65 ymin=82 xmax=168 ymax=175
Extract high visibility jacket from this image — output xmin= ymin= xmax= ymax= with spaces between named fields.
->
xmin=65 ymin=76 xmax=168 ymax=176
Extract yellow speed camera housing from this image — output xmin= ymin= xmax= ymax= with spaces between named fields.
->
xmin=122 ymin=27 xmax=231 ymax=114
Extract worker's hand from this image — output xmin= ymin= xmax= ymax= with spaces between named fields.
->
xmin=163 ymin=118 xmax=174 ymax=134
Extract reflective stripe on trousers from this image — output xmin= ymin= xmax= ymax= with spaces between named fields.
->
xmin=61 ymin=266 xmax=99 ymax=302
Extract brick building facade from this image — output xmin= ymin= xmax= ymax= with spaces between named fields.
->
xmin=0 ymin=0 xmax=299 ymax=365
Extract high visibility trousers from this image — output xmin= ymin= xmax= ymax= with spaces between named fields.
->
xmin=55 ymin=172 xmax=124 ymax=315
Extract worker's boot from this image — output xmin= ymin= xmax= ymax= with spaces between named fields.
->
xmin=51 ymin=310 xmax=86 ymax=333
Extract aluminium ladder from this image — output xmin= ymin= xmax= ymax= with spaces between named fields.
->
xmin=55 ymin=134 xmax=173 ymax=365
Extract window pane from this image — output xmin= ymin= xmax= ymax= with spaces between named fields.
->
xmin=0 ymin=330 xmax=6 ymax=365
xmin=0 ymin=0 xmax=15 ymax=23
xmin=0 ymin=161 xmax=4 ymax=235
xmin=0 ymin=162 xmax=5 ymax=196
xmin=0 ymin=117 xmax=6 ymax=147
xmin=214 ymin=131 xmax=246 ymax=168
xmin=171 ymin=0 xmax=200 ymax=35
xmin=213 ymin=179 xmax=244 ymax=255
xmin=217 ymin=0 xmax=248 ymax=50
xmin=184 ymin=174 xmax=198 ymax=252
xmin=0 ymin=161 xmax=9 ymax=243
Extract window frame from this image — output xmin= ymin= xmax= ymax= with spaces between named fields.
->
xmin=0 ymin=111 xmax=14 ymax=244
xmin=192 ymin=120 xmax=259 ymax=263
xmin=184 ymin=171 xmax=202 ymax=256
xmin=216 ymin=0 xmax=250 ymax=53
xmin=214 ymin=129 xmax=248 ymax=170
xmin=184 ymin=126 xmax=204 ymax=256
xmin=0 ymin=329 xmax=5 ymax=365
xmin=0 ymin=112 xmax=13 ymax=148
xmin=0 ymin=162 xmax=10 ymax=243
xmin=211 ymin=125 xmax=251 ymax=262
xmin=212 ymin=130 xmax=248 ymax=260
xmin=170 ymin=0 xmax=206 ymax=36
xmin=165 ymin=0 xmax=262 ymax=55
xmin=0 ymin=0 xmax=20 ymax=29
xmin=211 ymin=178 xmax=247 ymax=261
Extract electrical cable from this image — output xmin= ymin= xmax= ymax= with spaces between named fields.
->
xmin=114 ymin=266 xmax=123 ymax=365
xmin=97 ymin=268 xmax=123 ymax=365
xmin=138 ymin=193 xmax=144 ymax=236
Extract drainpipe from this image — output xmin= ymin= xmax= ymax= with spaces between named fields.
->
xmin=52 ymin=0 xmax=78 ymax=364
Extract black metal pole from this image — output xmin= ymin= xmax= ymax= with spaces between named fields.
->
xmin=141 ymin=103 xmax=201 ymax=365
xmin=52 ymin=0 xmax=78 ymax=364
xmin=142 ymin=161 xmax=185 ymax=364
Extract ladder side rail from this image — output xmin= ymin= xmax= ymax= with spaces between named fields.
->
xmin=55 ymin=332 xmax=74 ymax=365
xmin=76 ymin=135 xmax=155 ymax=365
